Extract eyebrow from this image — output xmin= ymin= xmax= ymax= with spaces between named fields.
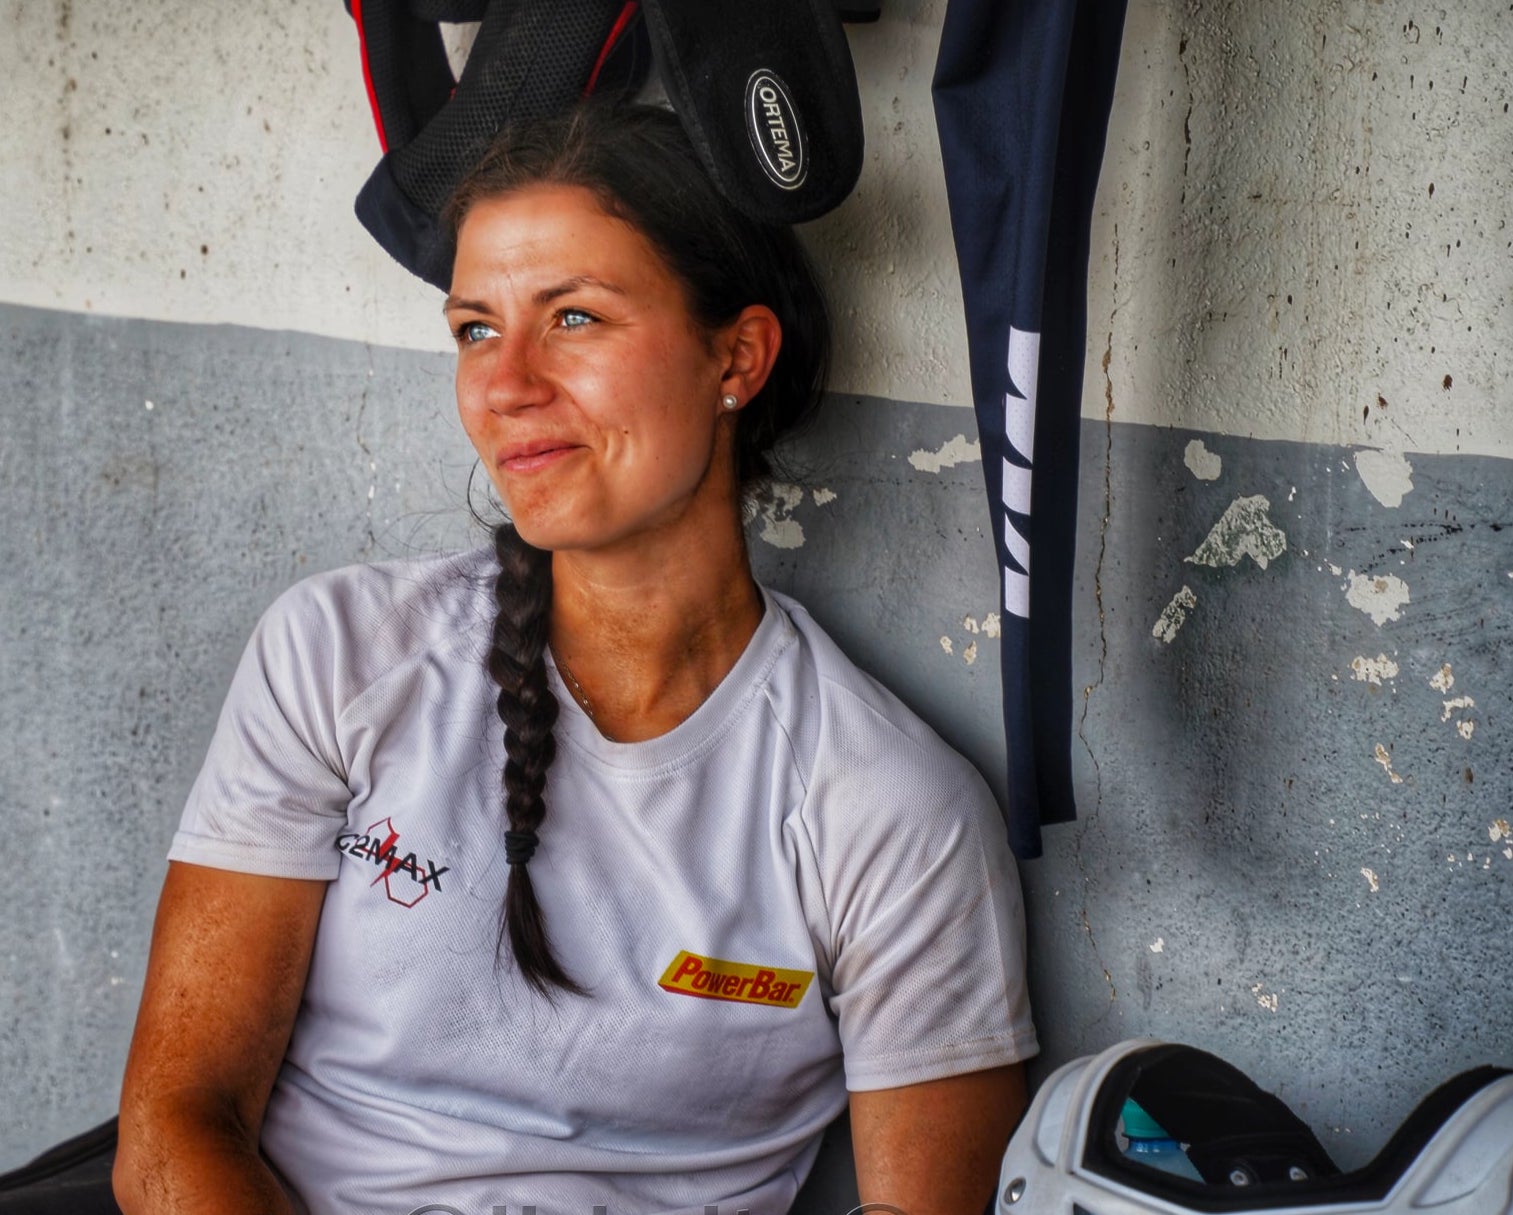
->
xmin=442 ymin=275 xmax=628 ymax=314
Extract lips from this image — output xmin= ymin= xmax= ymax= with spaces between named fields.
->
xmin=498 ymin=439 xmax=583 ymax=473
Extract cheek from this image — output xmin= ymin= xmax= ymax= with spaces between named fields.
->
xmin=455 ymin=368 xmax=490 ymax=453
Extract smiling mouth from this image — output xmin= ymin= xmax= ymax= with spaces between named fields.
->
xmin=498 ymin=442 xmax=582 ymax=473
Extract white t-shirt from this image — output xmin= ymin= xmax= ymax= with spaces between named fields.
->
xmin=169 ymin=549 xmax=1038 ymax=1215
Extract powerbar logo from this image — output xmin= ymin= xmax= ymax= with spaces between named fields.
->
xmin=744 ymin=70 xmax=807 ymax=190
xmin=657 ymin=950 xmax=813 ymax=1009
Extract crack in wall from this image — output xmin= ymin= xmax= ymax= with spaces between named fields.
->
xmin=355 ymin=342 xmax=377 ymax=557
xmin=1179 ymin=31 xmax=1194 ymax=209
xmin=1072 ymin=223 xmax=1120 ymax=1016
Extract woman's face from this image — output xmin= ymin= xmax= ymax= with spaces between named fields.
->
xmin=447 ymin=184 xmax=740 ymax=555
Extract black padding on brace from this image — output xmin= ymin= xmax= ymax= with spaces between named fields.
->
xmin=352 ymin=0 xmax=647 ymax=288
xmin=640 ymin=0 xmax=863 ymax=224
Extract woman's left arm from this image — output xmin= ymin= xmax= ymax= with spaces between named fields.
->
xmin=850 ymin=1062 xmax=1028 ymax=1215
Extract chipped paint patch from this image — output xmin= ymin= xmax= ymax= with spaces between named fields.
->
xmin=982 ymin=613 xmax=1001 ymax=639
xmin=1373 ymin=744 xmax=1404 ymax=784
xmin=963 ymin=615 xmax=980 ymax=634
xmin=1440 ymin=695 xmax=1476 ymax=722
xmin=908 ymin=434 xmax=980 ymax=473
xmin=1490 ymin=820 xmax=1510 ymax=844
xmin=811 ymin=487 xmax=837 ymax=506
xmin=1429 ymin=664 xmax=1454 ymax=693
xmin=1458 ymin=721 xmax=1476 ymax=740
xmin=755 ymin=483 xmax=805 ymax=549
xmin=1345 ymin=571 xmax=1410 ymax=625
xmin=1250 ymin=984 xmax=1279 ymax=1013
xmin=1150 ymin=938 xmax=1165 ymax=953
xmin=1185 ymin=495 xmax=1287 ymax=570
xmin=1183 ymin=439 xmax=1222 ymax=480
xmin=962 ymin=641 xmax=978 ymax=666
xmin=1350 ymin=655 xmax=1399 ymax=685
xmin=939 ymin=636 xmax=953 ymax=656
xmin=1353 ymin=449 xmax=1415 ymax=508
xmin=1361 ymin=867 xmax=1380 ymax=893
xmin=1152 ymin=586 xmax=1198 ymax=643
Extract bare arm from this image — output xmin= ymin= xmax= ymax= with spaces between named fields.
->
xmin=849 ymin=1062 xmax=1028 ymax=1215
xmin=114 ymin=861 xmax=327 ymax=1215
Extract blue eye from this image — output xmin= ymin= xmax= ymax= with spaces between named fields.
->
xmin=559 ymin=309 xmax=595 ymax=329
xmin=454 ymin=320 xmax=496 ymax=345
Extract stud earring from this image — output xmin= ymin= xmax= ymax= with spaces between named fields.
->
xmin=720 ymin=394 xmax=740 ymax=410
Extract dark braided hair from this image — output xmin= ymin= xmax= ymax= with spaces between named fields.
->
xmin=484 ymin=524 xmax=586 ymax=996
xmin=449 ymin=103 xmax=830 ymax=995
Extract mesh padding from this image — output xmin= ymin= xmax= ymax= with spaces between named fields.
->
xmin=389 ymin=0 xmax=628 ymax=214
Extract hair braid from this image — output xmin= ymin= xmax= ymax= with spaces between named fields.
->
xmin=487 ymin=521 xmax=586 ymax=997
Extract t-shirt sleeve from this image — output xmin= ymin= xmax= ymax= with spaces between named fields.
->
xmin=168 ymin=582 xmax=354 ymax=880
xmin=803 ymin=700 xmax=1039 ymax=1092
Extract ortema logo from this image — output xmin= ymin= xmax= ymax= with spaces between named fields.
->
xmin=335 ymin=816 xmax=450 ymax=908
xmin=745 ymin=71 xmax=807 ymax=190
xmin=658 ymin=950 xmax=813 ymax=1009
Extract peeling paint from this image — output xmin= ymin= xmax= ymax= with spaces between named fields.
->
xmin=1152 ymin=585 xmax=1198 ymax=643
xmin=1183 ymin=438 xmax=1222 ymax=480
xmin=811 ymin=487 xmax=836 ymax=506
xmin=1250 ymin=984 xmax=1279 ymax=1013
xmin=1353 ymin=449 xmax=1415 ymax=508
xmin=1490 ymin=820 xmax=1510 ymax=844
xmin=1429 ymin=664 xmax=1455 ymax=693
xmin=982 ymin=613 xmax=1000 ymax=639
xmin=1440 ymin=695 xmax=1475 ymax=722
xmin=1373 ymin=743 xmax=1404 ymax=784
xmin=907 ymin=434 xmax=979 ymax=473
xmin=1457 ymin=721 xmax=1476 ymax=740
xmin=1349 ymin=654 xmax=1399 ymax=685
xmin=1150 ymin=938 xmax=1165 ymax=953
xmin=1361 ymin=867 xmax=1380 ymax=893
xmin=963 ymin=615 xmax=979 ymax=634
xmin=1345 ymin=570 xmax=1410 ymax=625
xmin=962 ymin=640 xmax=978 ymax=666
xmin=1185 ymin=495 xmax=1287 ymax=570
xmin=939 ymin=636 xmax=953 ymax=656
xmin=755 ymin=482 xmax=805 ymax=549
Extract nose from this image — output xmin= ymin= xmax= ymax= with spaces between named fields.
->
xmin=481 ymin=332 xmax=554 ymax=415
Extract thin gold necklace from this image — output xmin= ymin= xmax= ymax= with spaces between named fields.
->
xmin=553 ymin=649 xmax=615 ymax=741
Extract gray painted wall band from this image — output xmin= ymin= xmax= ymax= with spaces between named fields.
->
xmin=2 ymin=304 xmax=1509 ymax=1172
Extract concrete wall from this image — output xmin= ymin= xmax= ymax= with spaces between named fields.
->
xmin=3 ymin=0 xmax=1510 ymax=1179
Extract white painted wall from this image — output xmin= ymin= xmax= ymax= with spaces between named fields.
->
xmin=5 ymin=2 xmax=1507 ymax=450
xmin=1088 ymin=2 xmax=1513 ymax=456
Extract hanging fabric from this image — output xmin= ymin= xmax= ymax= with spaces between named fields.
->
xmin=932 ymin=0 xmax=1130 ymax=858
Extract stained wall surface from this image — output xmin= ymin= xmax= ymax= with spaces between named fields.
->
xmin=2 ymin=0 xmax=1510 ymax=1182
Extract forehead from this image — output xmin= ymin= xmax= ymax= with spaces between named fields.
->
xmin=452 ymin=184 xmax=669 ymax=288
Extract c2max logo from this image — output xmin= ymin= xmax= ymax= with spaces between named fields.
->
xmin=999 ymin=327 xmax=1039 ymax=620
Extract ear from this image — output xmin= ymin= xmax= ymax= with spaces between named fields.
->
xmin=715 ymin=305 xmax=783 ymax=409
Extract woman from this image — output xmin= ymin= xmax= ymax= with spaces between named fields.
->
xmin=114 ymin=104 xmax=1037 ymax=1215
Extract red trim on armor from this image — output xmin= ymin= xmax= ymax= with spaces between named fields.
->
xmin=350 ymin=0 xmax=389 ymax=152
xmin=583 ymin=1 xmax=640 ymax=97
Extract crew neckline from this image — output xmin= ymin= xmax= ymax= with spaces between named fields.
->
xmin=546 ymin=585 xmax=795 ymax=772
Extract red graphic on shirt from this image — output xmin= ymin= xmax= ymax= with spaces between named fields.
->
xmin=333 ymin=817 xmax=451 ymax=908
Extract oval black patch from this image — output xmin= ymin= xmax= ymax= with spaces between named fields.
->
xmin=744 ymin=71 xmax=808 ymax=191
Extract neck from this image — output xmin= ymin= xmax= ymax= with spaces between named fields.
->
xmin=548 ymin=505 xmax=763 ymax=743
